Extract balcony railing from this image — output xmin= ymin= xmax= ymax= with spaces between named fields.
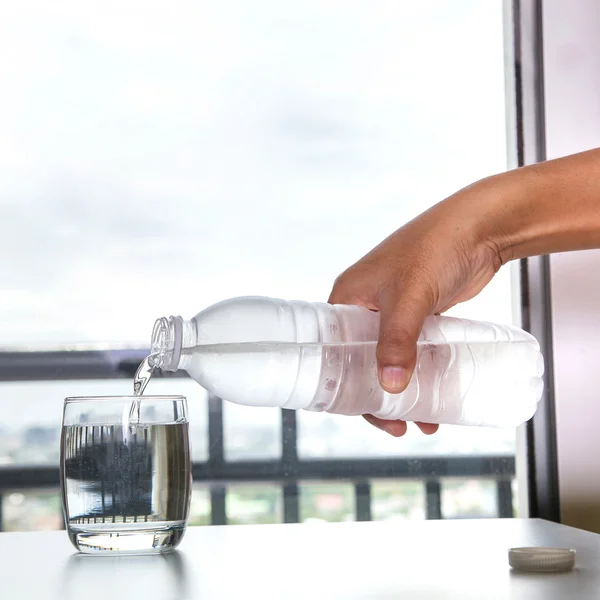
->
xmin=0 ymin=350 xmax=516 ymax=530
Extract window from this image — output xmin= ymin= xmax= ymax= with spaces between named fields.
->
xmin=0 ymin=1 xmax=517 ymax=531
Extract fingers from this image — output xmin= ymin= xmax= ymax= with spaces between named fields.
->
xmin=363 ymin=415 xmax=407 ymax=437
xmin=364 ymin=416 xmax=439 ymax=436
xmin=328 ymin=268 xmax=377 ymax=309
xmin=331 ymin=266 xmax=439 ymax=436
xmin=377 ymin=283 xmax=433 ymax=393
xmin=416 ymin=422 xmax=439 ymax=435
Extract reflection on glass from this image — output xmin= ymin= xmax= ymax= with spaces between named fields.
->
xmin=300 ymin=482 xmax=354 ymax=523
xmin=2 ymin=490 xmax=63 ymax=532
xmin=61 ymin=395 xmax=192 ymax=554
xmin=140 ymin=379 xmax=209 ymax=462
xmin=226 ymin=484 xmax=282 ymax=525
xmin=441 ymin=479 xmax=498 ymax=519
xmin=371 ymin=480 xmax=425 ymax=521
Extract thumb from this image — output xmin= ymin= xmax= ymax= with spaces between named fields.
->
xmin=376 ymin=284 xmax=432 ymax=393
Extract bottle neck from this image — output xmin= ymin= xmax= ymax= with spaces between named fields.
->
xmin=151 ymin=316 xmax=197 ymax=372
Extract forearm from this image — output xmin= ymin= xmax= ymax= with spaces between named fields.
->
xmin=469 ymin=148 xmax=600 ymax=263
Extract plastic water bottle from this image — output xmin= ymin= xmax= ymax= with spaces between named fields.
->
xmin=149 ymin=296 xmax=544 ymax=427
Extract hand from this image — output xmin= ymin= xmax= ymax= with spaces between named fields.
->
xmin=329 ymin=178 xmax=506 ymax=436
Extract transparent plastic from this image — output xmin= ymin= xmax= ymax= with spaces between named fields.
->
xmin=151 ymin=297 xmax=544 ymax=427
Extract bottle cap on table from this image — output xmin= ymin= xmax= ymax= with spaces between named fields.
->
xmin=508 ymin=547 xmax=576 ymax=572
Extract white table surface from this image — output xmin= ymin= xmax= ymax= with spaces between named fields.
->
xmin=1 ymin=518 xmax=599 ymax=599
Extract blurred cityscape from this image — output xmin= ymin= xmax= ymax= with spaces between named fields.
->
xmin=0 ymin=379 xmax=516 ymax=532
xmin=2 ymin=479 xmax=515 ymax=532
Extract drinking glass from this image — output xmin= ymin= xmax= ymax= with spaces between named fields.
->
xmin=60 ymin=395 xmax=191 ymax=554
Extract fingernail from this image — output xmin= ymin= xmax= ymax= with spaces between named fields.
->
xmin=380 ymin=366 xmax=408 ymax=392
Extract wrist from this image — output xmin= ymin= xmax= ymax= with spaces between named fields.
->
xmin=455 ymin=168 xmax=543 ymax=266
xmin=440 ymin=174 xmax=519 ymax=268
xmin=442 ymin=148 xmax=600 ymax=268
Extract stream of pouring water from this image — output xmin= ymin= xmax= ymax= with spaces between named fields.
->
xmin=128 ymin=354 xmax=158 ymax=424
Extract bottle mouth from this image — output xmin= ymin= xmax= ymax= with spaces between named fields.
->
xmin=151 ymin=316 xmax=183 ymax=371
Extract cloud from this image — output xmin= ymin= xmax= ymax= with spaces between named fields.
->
xmin=0 ymin=1 xmax=509 ymax=346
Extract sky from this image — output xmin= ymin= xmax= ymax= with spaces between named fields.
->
xmin=0 ymin=1 xmax=518 ymax=463
xmin=0 ymin=0 xmax=511 ymax=347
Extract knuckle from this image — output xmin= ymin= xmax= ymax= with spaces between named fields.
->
xmin=331 ymin=270 xmax=352 ymax=293
xmin=329 ymin=267 xmax=368 ymax=305
xmin=329 ymin=277 xmax=352 ymax=304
